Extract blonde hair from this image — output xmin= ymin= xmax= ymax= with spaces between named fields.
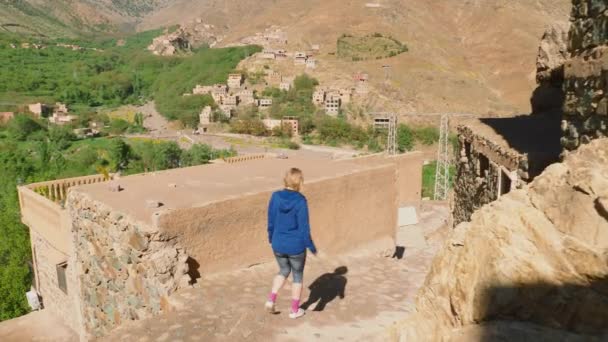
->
xmin=284 ymin=168 xmax=304 ymax=192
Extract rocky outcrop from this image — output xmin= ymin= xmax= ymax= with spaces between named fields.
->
xmin=536 ymin=23 xmax=569 ymax=83
xmin=389 ymin=138 xmax=608 ymax=341
xmin=147 ymin=20 xmax=222 ymax=56
xmin=532 ymin=23 xmax=569 ymax=115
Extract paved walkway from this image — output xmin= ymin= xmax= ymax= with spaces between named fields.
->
xmin=0 ymin=204 xmax=448 ymax=342
xmin=0 ymin=309 xmax=78 ymax=342
xmin=101 ymin=203 xmax=449 ymax=342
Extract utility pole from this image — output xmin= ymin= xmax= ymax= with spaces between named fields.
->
xmin=434 ymin=114 xmax=450 ymax=200
xmin=382 ymin=65 xmax=391 ymax=83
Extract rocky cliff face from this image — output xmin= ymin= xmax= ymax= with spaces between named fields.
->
xmin=389 ymin=138 xmax=608 ymax=341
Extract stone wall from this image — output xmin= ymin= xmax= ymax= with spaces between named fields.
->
xmin=562 ymin=0 xmax=608 ymax=150
xmin=30 ymin=230 xmax=81 ymax=334
xmin=67 ymin=192 xmax=192 ymax=338
xmin=156 ymin=164 xmax=398 ymax=274
xmin=453 ymin=126 xmax=522 ymax=224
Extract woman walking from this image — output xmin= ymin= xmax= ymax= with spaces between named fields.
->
xmin=265 ymin=168 xmax=317 ymax=319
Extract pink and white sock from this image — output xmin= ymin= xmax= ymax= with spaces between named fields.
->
xmin=269 ymin=292 xmax=277 ymax=303
xmin=291 ymin=299 xmax=300 ymax=313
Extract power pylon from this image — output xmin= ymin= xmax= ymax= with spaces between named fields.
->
xmin=434 ymin=114 xmax=450 ymax=200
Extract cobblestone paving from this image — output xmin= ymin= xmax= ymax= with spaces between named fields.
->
xmin=97 ymin=206 xmax=447 ymax=342
xmin=101 ymin=203 xmax=449 ymax=342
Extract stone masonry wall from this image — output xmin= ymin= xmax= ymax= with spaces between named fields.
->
xmin=30 ymin=230 xmax=80 ymax=334
xmin=562 ymin=0 xmax=608 ymax=150
xmin=453 ymin=126 xmax=523 ymax=225
xmin=67 ymin=191 xmax=192 ymax=338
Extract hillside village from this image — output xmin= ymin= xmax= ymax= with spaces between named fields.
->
xmin=2 ymin=0 xmax=607 ymax=342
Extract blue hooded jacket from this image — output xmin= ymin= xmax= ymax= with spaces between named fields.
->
xmin=268 ymin=189 xmax=317 ymax=255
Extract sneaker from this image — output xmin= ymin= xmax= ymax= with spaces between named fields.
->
xmin=289 ymin=308 xmax=305 ymax=319
xmin=264 ymin=301 xmax=276 ymax=313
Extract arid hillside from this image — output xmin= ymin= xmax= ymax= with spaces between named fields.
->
xmin=0 ymin=0 xmax=172 ymax=37
xmin=139 ymin=0 xmax=571 ymax=116
xmin=0 ymin=0 xmax=571 ymax=116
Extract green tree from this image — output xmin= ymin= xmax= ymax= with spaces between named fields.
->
xmin=109 ymin=138 xmax=131 ymax=171
xmin=397 ymin=124 xmax=414 ymax=152
xmin=154 ymin=142 xmax=181 ymax=170
xmin=7 ymin=115 xmax=44 ymax=141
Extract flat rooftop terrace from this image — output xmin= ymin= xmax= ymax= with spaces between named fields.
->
xmin=458 ymin=114 xmax=562 ymax=177
xmin=72 ymin=156 xmax=387 ymax=225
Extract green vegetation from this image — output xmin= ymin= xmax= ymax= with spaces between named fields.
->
xmin=154 ymin=45 xmax=261 ymax=127
xmin=0 ymin=115 xmax=235 ymax=321
xmin=264 ymin=74 xmax=319 ymax=121
xmin=422 ymin=161 xmax=456 ymax=199
xmin=0 ymin=30 xmax=261 ymax=127
xmin=337 ymin=33 xmax=408 ymax=61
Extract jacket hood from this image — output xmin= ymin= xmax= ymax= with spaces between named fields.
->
xmin=275 ymin=190 xmax=303 ymax=213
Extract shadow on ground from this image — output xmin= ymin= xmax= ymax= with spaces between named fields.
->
xmin=301 ymin=266 xmax=348 ymax=312
xmin=476 ymin=277 xmax=608 ymax=341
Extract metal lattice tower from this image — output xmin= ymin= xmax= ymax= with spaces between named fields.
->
xmin=387 ymin=113 xmax=397 ymax=155
xmin=434 ymin=114 xmax=450 ymax=200
xmin=382 ymin=65 xmax=391 ymax=83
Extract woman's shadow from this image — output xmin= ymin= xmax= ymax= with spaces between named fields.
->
xmin=301 ymin=266 xmax=348 ymax=312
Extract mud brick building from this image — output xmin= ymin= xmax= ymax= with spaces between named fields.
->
xmin=19 ymin=153 xmax=424 ymax=339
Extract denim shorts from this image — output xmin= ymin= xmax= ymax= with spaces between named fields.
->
xmin=274 ymin=251 xmax=307 ymax=284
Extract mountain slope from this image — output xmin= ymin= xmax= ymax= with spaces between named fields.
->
xmin=140 ymin=0 xmax=571 ymax=116
xmin=0 ymin=0 xmax=173 ymax=37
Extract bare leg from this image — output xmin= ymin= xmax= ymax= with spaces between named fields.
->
xmin=271 ymin=274 xmax=287 ymax=294
xmin=292 ymin=282 xmax=303 ymax=302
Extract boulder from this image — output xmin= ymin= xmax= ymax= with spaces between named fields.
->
xmin=389 ymin=139 xmax=608 ymax=341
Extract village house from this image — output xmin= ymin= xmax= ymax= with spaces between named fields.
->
xmin=339 ymin=88 xmax=353 ymax=104
xmin=275 ymin=49 xmax=288 ymax=60
xmin=28 ymin=103 xmax=50 ymax=117
xmin=325 ymin=93 xmax=341 ymax=116
xmin=265 ymin=71 xmax=282 ymax=85
xmin=258 ymin=98 xmax=273 ymax=109
xmin=16 ymin=151 xmax=423 ymax=339
xmin=0 ymin=111 xmax=14 ymax=124
xmin=211 ymin=84 xmax=228 ymax=104
xmin=261 ymin=117 xmax=299 ymax=136
xmin=294 ymin=52 xmax=307 ymax=65
xmin=237 ymin=89 xmax=255 ymax=106
xmin=192 ymin=85 xmax=213 ymax=95
xmin=313 ymin=89 xmax=326 ymax=105
xmin=197 ymin=106 xmax=212 ymax=133
xmin=227 ymin=74 xmax=243 ymax=89
xmin=282 ymin=116 xmax=299 ymax=137
xmin=279 ymin=76 xmax=295 ymax=91
xmin=260 ymin=49 xmax=276 ymax=60
xmin=306 ymin=58 xmax=317 ymax=69
xmin=199 ymin=106 xmax=212 ymax=126
xmin=224 ymin=94 xmax=238 ymax=106
xmin=49 ymin=103 xmax=77 ymax=125
xmin=219 ymin=104 xmax=236 ymax=117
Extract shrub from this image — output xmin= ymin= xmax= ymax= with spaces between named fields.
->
xmin=397 ymin=124 xmax=414 ymax=152
xmin=413 ymin=126 xmax=440 ymax=145
xmin=287 ymin=141 xmax=300 ymax=150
